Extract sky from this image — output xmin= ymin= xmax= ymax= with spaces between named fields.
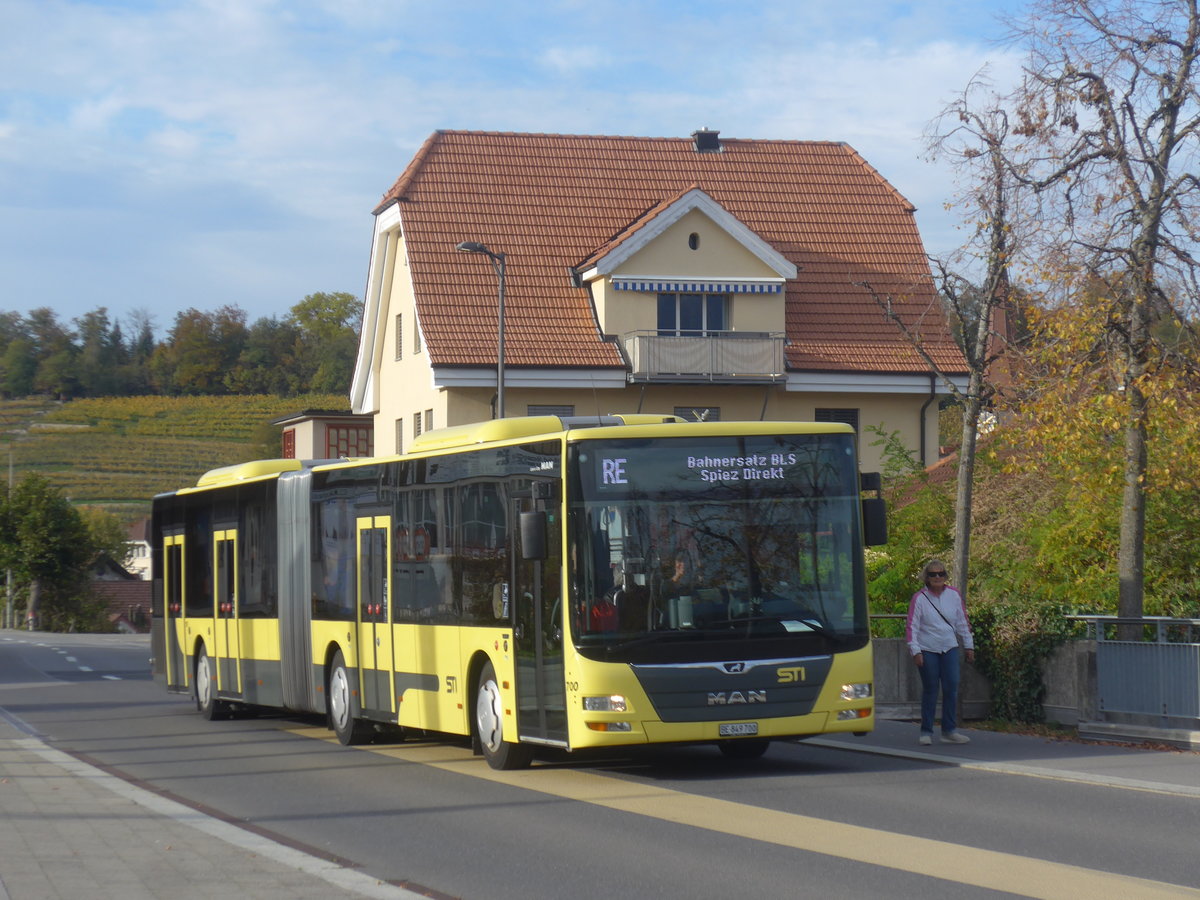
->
xmin=1 ymin=0 xmax=1028 ymax=336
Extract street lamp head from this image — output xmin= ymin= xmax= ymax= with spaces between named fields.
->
xmin=456 ymin=241 xmax=489 ymax=254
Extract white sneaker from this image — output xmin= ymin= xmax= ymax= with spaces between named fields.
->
xmin=940 ymin=731 xmax=970 ymax=744
xmin=919 ymin=734 xmax=932 ymax=745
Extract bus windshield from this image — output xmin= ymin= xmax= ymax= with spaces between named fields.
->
xmin=568 ymin=433 xmax=868 ymax=657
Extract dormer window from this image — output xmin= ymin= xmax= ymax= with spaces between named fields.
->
xmin=657 ymin=291 xmax=727 ymax=336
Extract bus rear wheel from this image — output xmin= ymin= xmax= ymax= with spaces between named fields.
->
xmin=328 ymin=650 xmax=371 ymax=746
xmin=475 ymin=661 xmax=533 ymax=770
xmin=195 ymin=647 xmax=229 ymax=721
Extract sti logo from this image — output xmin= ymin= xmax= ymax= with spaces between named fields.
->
xmin=601 ymin=457 xmax=628 ymax=484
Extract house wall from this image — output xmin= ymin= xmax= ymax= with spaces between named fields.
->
xmin=367 ymin=223 xmax=944 ymax=470
xmin=430 ymin=383 xmax=933 ymax=473
xmin=375 ymin=234 xmax=448 ymax=454
xmin=621 ymin=209 xmax=779 ymax=280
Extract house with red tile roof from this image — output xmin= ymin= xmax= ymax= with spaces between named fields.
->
xmin=350 ymin=129 xmax=966 ymax=470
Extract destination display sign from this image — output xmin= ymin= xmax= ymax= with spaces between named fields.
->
xmin=576 ymin=434 xmax=855 ymax=500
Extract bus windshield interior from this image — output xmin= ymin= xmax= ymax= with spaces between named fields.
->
xmin=568 ymin=434 xmax=867 ymax=652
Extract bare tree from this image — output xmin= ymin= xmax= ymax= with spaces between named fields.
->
xmin=858 ymin=79 xmax=1019 ymax=595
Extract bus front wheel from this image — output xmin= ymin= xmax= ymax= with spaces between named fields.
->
xmin=475 ymin=661 xmax=533 ymax=770
xmin=718 ymin=738 xmax=770 ymax=760
xmin=328 ymin=650 xmax=370 ymax=746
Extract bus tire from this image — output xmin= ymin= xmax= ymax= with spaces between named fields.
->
xmin=475 ymin=661 xmax=533 ymax=770
xmin=328 ymin=650 xmax=370 ymax=746
xmin=718 ymin=738 xmax=770 ymax=760
xmin=195 ymin=647 xmax=229 ymax=721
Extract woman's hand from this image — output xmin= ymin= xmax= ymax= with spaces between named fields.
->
xmin=912 ymin=652 xmax=923 ymax=668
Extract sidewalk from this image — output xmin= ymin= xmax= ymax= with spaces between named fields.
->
xmin=0 ymin=717 xmax=425 ymax=900
xmin=2 ymin=718 xmax=1198 ymax=900
xmin=813 ymin=717 xmax=1200 ymax=797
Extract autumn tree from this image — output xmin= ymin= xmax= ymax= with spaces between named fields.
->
xmin=998 ymin=0 xmax=1200 ymax=620
xmin=152 ymin=306 xmax=248 ymax=395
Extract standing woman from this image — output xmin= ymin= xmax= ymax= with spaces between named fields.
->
xmin=906 ymin=559 xmax=975 ymax=745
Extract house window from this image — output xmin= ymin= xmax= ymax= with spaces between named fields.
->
xmin=425 ymin=409 xmax=433 ymax=431
xmin=326 ymin=425 xmax=373 ymax=458
xmin=414 ymin=414 xmax=423 ymax=439
xmin=395 ymin=314 xmax=403 ymax=360
xmin=815 ymin=408 xmax=860 ymax=447
xmin=674 ymin=406 xmax=721 ymax=422
xmin=528 ymin=404 xmax=575 ymax=417
xmin=395 ymin=418 xmax=404 ymax=454
xmin=414 ymin=319 xmax=422 ymax=355
xmin=657 ymin=292 xmax=727 ymax=336
xmin=281 ymin=429 xmax=296 ymax=459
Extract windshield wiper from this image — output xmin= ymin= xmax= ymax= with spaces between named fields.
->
xmin=604 ymin=630 xmax=711 ymax=652
xmin=724 ymin=614 xmax=841 ymax=640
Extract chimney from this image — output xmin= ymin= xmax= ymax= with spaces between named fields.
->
xmin=691 ymin=127 xmax=721 ymax=153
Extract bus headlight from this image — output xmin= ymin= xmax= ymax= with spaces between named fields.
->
xmin=837 ymin=708 xmax=872 ymax=721
xmin=583 ymin=695 xmax=627 ymax=712
xmin=840 ymin=683 xmax=872 ymax=701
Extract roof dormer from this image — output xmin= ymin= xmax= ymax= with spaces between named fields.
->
xmin=576 ymin=187 xmax=796 ymax=383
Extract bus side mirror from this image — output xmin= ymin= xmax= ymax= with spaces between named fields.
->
xmin=520 ymin=511 xmax=548 ymax=561
xmin=861 ymin=497 xmax=888 ymax=546
xmin=859 ymin=471 xmax=887 ymax=546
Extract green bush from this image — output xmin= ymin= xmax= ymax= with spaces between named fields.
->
xmin=969 ymin=599 xmax=1077 ymax=723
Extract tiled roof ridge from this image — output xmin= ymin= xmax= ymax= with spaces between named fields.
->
xmin=416 ymin=128 xmax=849 ymax=145
xmin=375 ymin=130 xmax=446 ymax=212
xmin=576 ymin=182 xmax=705 ymax=270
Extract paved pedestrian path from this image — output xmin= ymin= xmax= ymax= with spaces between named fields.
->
xmin=0 ymin=717 xmax=424 ymax=900
xmin=1 ymin=713 xmax=1197 ymax=899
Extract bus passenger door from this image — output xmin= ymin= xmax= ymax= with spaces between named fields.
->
xmin=512 ymin=488 xmax=567 ymax=746
xmin=356 ymin=516 xmax=394 ymax=716
xmin=213 ymin=530 xmax=242 ymax=695
xmin=163 ymin=534 xmax=187 ymax=690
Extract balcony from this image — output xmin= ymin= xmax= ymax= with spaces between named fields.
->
xmin=622 ymin=330 xmax=786 ymax=383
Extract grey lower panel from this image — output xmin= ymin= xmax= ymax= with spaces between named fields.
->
xmin=631 ymin=655 xmax=833 ymax=722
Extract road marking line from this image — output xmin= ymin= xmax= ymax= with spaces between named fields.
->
xmin=288 ymin=726 xmax=1200 ymax=900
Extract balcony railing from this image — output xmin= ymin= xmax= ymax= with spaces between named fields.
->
xmin=622 ymin=330 xmax=786 ymax=383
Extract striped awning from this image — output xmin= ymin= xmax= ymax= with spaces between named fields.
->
xmin=610 ymin=278 xmax=784 ymax=294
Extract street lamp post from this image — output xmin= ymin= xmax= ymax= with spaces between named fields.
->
xmin=455 ymin=241 xmax=507 ymax=419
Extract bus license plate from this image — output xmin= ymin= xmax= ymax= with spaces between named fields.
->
xmin=719 ymin=723 xmax=758 ymax=737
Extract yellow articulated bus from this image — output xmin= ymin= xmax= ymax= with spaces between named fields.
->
xmin=151 ymin=414 xmax=887 ymax=769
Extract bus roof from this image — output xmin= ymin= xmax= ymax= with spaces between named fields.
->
xmin=194 ymin=458 xmax=304 ymax=487
xmin=408 ymin=414 xmax=684 ymax=452
xmin=406 ymin=414 xmax=854 ymax=454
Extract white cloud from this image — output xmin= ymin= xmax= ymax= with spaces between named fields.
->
xmin=0 ymin=0 xmax=1031 ymax=326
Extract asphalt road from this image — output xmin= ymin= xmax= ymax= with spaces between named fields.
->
xmin=3 ymin=632 xmax=1198 ymax=899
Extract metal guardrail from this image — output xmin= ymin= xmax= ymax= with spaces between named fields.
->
xmin=1064 ymin=616 xmax=1200 ymax=722
xmin=1065 ymin=614 xmax=1200 ymax=642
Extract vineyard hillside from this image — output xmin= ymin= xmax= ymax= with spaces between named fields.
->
xmin=0 ymin=395 xmax=348 ymax=522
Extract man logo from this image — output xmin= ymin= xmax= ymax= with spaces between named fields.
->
xmin=708 ymin=691 xmax=766 ymax=705
xmin=724 ymin=662 xmax=747 ymax=673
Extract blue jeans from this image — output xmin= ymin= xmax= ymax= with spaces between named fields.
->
xmin=918 ymin=648 xmax=961 ymax=734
